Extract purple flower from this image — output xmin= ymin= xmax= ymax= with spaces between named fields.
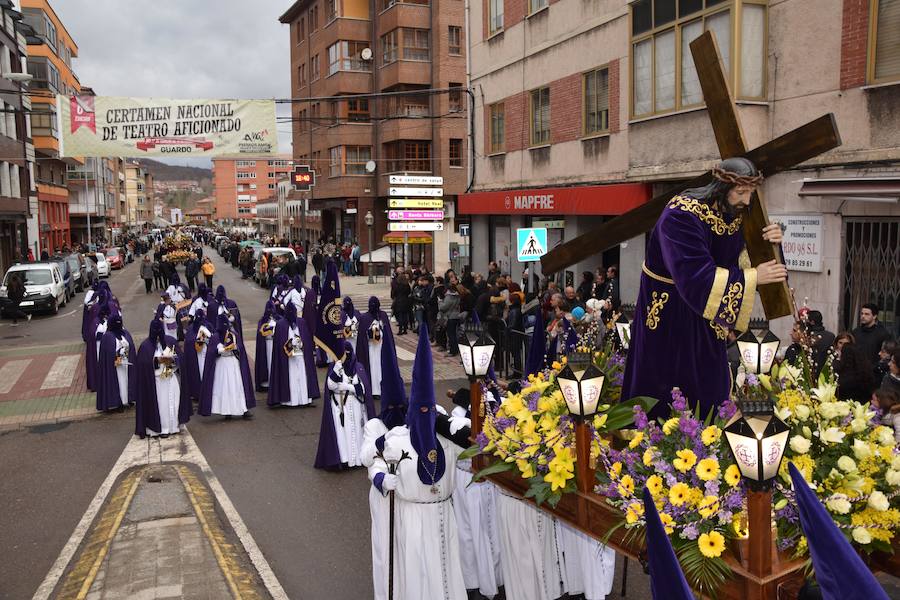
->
xmin=650 ymin=429 xmax=665 ymax=444
xmin=718 ymin=400 xmax=738 ymax=421
xmin=476 ymin=432 xmax=489 ymax=450
xmin=717 ymin=510 xmax=733 ymax=524
xmin=679 ymin=416 xmax=700 ymax=438
xmin=495 ymin=417 xmax=514 ymax=431
xmin=704 ymin=480 xmax=720 ymax=496
xmin=633 ymin=406 xmax=649 ymax=429
xmin=723 ymin=489 xmax=744 ymax=510
xmin=745 ymin=373 xmax=759 ymax=387
xmin=681 ymin=523 xmax=699 ymax=540
xmin=665 ymin=473 xmax=678 ymax=487
xmin=671 ymin=388 xmax=688 ymax=412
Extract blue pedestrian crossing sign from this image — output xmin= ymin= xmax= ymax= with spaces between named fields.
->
xmin=517 ymin=228 xmax=548 ymax=262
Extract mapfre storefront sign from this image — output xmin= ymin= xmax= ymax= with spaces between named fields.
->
xmin=459 ymin=183 xmax=651 ymax=215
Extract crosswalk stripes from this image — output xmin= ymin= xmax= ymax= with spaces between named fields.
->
xmin=395 ymin=347 xmax=416 ymax=362
xmin=40 ymin=355 xmax=81 ymax=390
xmin=0 ymin=359 xmax=32 ymax=394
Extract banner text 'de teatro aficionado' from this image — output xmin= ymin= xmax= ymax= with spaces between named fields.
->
xmin=58 ymin=95 xmax=278 ymax=157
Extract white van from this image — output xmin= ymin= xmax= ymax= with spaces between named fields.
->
xmin=0 ymin=262 xmax=68 ymax=315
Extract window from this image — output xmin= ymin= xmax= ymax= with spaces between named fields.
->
xmin=330 ymin=100 xmax=339 ymax=124
xmin=27 ymin=57 xmax=60 ymax=92
xmin=449 ymin=139 xmax=463 ymax=167
xmin=268 ymin=172 xmax=276 ymax=178
xmin=236 ymin=172 xmax=256 ymax=179
xmin=489 ymin=103 xmax=504 ymax=153
xmin=299 ymin=108 xmax=308 ymax=132
xmin=268 ymin=183 xmax=276 ymax=190
xmin=31 ymin=108 xmax=58 ymax=138
xmin=250 ymin=184 xmax=258 ymax=189
xmin=382 ymin=30 xmax=398 ymax=64
xmin=298 ymin=63 xmax=307 ymax=87
xmin=488 ymin=0 xmax=504 ymax=34
xmin=381 ymin=0 xmax=429 ymax=9
xmin=345 ymin=146 xmax=372 ymax=174
xmin=310 ymin=4 xmax=319 ymax=31
xmin=529 ymin=87 xmax=550 ymax=146
xmin=384 ymin=141 xmax=431 ymax=172
xmin=384 ymin=93 xmax=429 ymax=117
xmin=403 ymin=28 xmax=430 ymax=61
xmin=528 ymin=0 xmax=548 ymax=14
xmin=329 ymin=147 xmax=341 ymax=176
xmin=583 ymin=67 xmax=609 ymax=135
xmin=348 ymin=98 xmax=370 ymax=122
xmin=449 ymin=83 xmax=463 ymax=112
xmin=297 ymin=17 xmax=305 ymax=43
xmin=236 ymin=160 xmax=256 ymax=167
xmin=449 ymin=26 xmax=462 ymax=55
xmin=311 ymin=103 xmax=320 ymax=129
xmin=311 ymin=55 xmax=320 ymax=81
xmin=631 ymin=0 xmax=766 ymax=118
xmin=869 ymin=0 xmax=900 ymax=84
xmin=326 ymin=0 xmax=339 ymax=22
xmin=327 ymin=41 xmax=372 ymax=75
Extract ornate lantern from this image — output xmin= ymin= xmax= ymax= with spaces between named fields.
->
xmin=724 ymin=400 xmax=789 ymax=490
xmin=556 ymin=352 xmax=605 ymax=421
xmin=736 ymin=328 xmax=780 ymax=374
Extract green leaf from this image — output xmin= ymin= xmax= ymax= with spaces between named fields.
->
xmin=605 ymin=396 xmax=659 ymax=431
xmin=472 ymin=460 xmax=514 ymax=482
xmin=457 ymin=444 xmax=482 ymax=460
xmin=674 ymin=543 xmax=733 ymax=600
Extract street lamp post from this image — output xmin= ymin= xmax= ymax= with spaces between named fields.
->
xmin=365 ymin=210 xmax=374 ymax=284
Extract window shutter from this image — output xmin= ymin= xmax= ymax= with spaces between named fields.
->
xmin=875 ymin=0 xmax=900 ymax=80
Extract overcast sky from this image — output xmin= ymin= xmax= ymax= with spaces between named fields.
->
xmin=49 ymin=0 xmax=294 ymax=167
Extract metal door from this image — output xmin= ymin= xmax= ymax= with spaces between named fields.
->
xmin=841 ymin=219 xmax=900 ymax=336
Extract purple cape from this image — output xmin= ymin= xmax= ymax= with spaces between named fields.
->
xmin=134 ymin=336 xmax=191 ymax=437
xmin=96 ymin=329 xmax=137 ymax=411
xmin=196 ymin=330 xmax=256 ymax=416
xmin=208 ymin=298 xmax=243 ymax=339
xmin=85 ymin=315 xmax=106 ymax=392
xmin=313 ymin=360 xmax=375 ymax=471
xmin=266 ymin=317 xmax=319 ymax=406
xmin=255 ymin=313 xmax=280 ymax=392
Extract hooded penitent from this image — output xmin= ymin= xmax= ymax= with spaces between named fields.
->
xmin=378 ymin=331 xmax=408 ymax=428
xmin=788 ymin=463 xmax=889 ymax=600
xmin=642 ymin=487 xmax=695 ymax=600
xmin=81 ymin=281 xmax=102 ymax=342
xmin=406 ymin=322 xmax=445 ymax=485
xmin=197 ymin=313 xmax=256 ymax=416
xmin=356 ymin=295 xmax=396 ymax=378
xmin=267 ymin=302 xmax=319 ymax=406
xmin=96 ymin=311 xmax=137 ymax=411
xmin=210 ymin=285 xmax=242 ymax=336
xmin=85 ymin=294 xmax=111 ymax=392
xmin=525 ymin=308 xmax=546 ymax=377
xmin=135 ymin=318 xmax=190 ymax=437
xmin=314 ymin=340 xmax=375 ymax=470
xmin=255 ymin=300 xmax=278 ymax=391
xmin=183 ymin=309 xmax=211 ymax=402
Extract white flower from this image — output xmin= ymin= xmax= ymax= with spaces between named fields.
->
xmin=868 ymin=490 xmax=890 ymax=512
xmin=812 ymin=382 xmax=838 ymax=403
xmin=850 ymin=418 xmax=868 ymax=433
xmin=774 ymin=405 xmax=792 ymax=422
xmin=802 ymin=426 xmax=813 ymax=439
xmin=876 ymin=426 xmax=895 ymax=447
xmin=886 ymin=469 xmax=900 ymax=487
xmin=852 ymin=527 xmax=872 ymax=545
xmin=820 ymin=427 xmax=846 ymax=445
xmin=845 ymin=474 xmax=866 ymax=493
xmin=853 ymin=439 xmax=873 ymax=461
xmin=790 ymin=435 xmax=812 ymax=454
xmin=794 ymin=404 xmax=811 ymax=421
xmin=826 ymin=495 xmax=852 ymax=515
xmin=818 ymin=402 xmax=840 ymax=420
xmin=893 ymin=455 xmax=900 ymax=471
xmin=837 ymin=456 xmax=858 ymax=473
xmin=781 ymin=364 xmax=803 ymax=384
xmin=853 ymin=403 xmax=876 ymax=422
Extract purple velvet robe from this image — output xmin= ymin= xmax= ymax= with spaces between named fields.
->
xmin=266 ymin=316 xmax=319 ymax=406
xmin=85 ymin=314 xmax=106 ymax=392
xmin=208 ymin=298 xmax=243 ymax=339
xmin=197 ymin=329 xmax=257 ymax=416
xmin=622 ymin=195 xmax=757 ymax=419
xmin=355 ymin=308 xmax=395 ymax=389
xmin=134 ymin=336 xmax=191 ymax=437
xmin=313 ymin=358 xmax=375 ymax=470
xmin=96 ymin=329 xmax=137 ymax=411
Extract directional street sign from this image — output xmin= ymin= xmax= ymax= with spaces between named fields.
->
xmin=517 ymin=227 xmax=548 ymax=262
xmin=389 ymin=222 xmax=444 ymax=232
xmin=388 ymin=175 xmax=444 ymax=186
xmin=389 ymin=199 xmax=444 ymax=209
xmin=388 ymin=210 xmax=445 ymax=221
xmin=291 ymin=165 xmax=315 ymax=191
xmin=389 ymin=187 xmax=443 ymax=197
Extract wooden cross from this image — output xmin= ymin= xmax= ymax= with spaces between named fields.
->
xmin=540 ymin=31 xmax=842 ymax=320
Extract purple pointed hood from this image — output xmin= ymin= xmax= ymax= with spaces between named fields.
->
xmin=311 ymin=275 xmax=321 ymax=296
xmin=343 ymin=296 xmax=355 ymax=316
xmin=91 ymin=280 xmax=100 ymax=291
xmin=215 ymin=285 xmax=227 ymax=303
xmin=216 ymin=313 xmax=232 ymax=338
xmin=788 ymin=463 xmax=889 ymax=600
xmin=525 ymin=309 xmax=546 ymax=377
xmin=293 ymin=275 xmax=303 ymax=291
xmin=368 ymin=296 xmax=380 ymax=315
xmin=643 ymin=487 xmax=696 ymax=600
xmin=169 ymin=272 xmax=181 ymax=286
xmin=406 ymin=322 xmax=445 ymax=484
xmin=379 ymin=332 xmax=408 ymax=428
xmin=284 ymin=302 xmax=298 ymax=326
xmin=261 ymin=300 xmax=276 ymax=323
xmin=148 ymin=318 xmax=166 ymax=347
xmin=196 ymin=283 xmax=210 ymax=300
xmin=341 ymin=340 xmax=357 ymax=370
xmin=191 ymin=309 xmax=209 ymax=333
xmin=108 ymin=312 xmax=124 ymax=335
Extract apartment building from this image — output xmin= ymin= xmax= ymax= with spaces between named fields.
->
xmin=0 ymin=4 xmax=31 ymax=272
xmin=124 ymin=161 xmax=153 ymax=227
xmin=462 ymin=0 xmax=900 ymax=337
xmin=256 ymin=178 xmax=324 ymax=239
xmin=22 ymin=0 xmax=79 ymax=254
xmin=212 ymin=155 xmax=294 ymax=222
xmin=279 ymin=0 xmax=469 ymax=271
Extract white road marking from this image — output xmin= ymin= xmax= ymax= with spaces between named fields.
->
xmin=32 ymin=429 xmax=288 ymax=600
xmin=396 ymin=347 xmax=416 ymax=362
xmin=0 ymin=359 xmax=31 ymax=394
xmin=53 ymin=308 xmax=79 ymax=319
xmin=40 ymin=355 xmax=81 ymax=390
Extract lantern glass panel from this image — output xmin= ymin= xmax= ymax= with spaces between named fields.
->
xmin=724 ymin=428 xmax=760 ymax=481
xmin=580 ymin=372 xmax=605 ymax=415
xmin=460 ymin=347 xmax=474 ymax=376
xmin=737 ymin=337 xmax=761 ymax=374
xmin=761 ymin=429 xmax=789 ymax=481
xmin=616 ymin=321 xmax=631 ymax=349
xmin=760 ymin=334 xmax=780 ymax=374
xmin=473 ymin=344 xmax=494 ymax=376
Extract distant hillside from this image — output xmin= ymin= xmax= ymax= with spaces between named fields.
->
xmin=134 ymin=158 xmax=212 ymax=182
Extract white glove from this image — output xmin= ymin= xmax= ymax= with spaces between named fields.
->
xmin=382 ymin=445 xmax=403 ymax=463
xmin=381 ymin=473 xmax=399 ymax=491
xmin=435 ymin=404 xmax=448 ymax=416
xmin=385 ymin=426 xmax=406 ymax=441
xmin=449 ymin=415 xmax=471 ymax=435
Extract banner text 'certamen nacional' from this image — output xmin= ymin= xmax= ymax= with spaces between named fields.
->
xmin=58 ymin=95 xmax=279 ymax=158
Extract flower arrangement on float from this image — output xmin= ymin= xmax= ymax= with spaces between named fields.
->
xmin=163 ymin=249 xmax=194 ymax=263
xmin=161 ymin=234 xmax=194 ymax=253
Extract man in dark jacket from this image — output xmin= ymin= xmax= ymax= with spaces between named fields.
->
xmin=852 ymin=303 xmax=894 ymax=368
xmin=184 ymin=256 xmax=200 ymax=293
xmin=805 ymin=310 xmax=836 ymax=376
xmin=5 ymin=272 xmax=29 ymax=324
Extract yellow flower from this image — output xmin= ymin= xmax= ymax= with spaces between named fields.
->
xmin=643 ymin=447 xmax=656 ymax=467
xmin=698 ymin=531 xmax=726 ymax=558
xmin=544 ymin=468 xmax=570 ymax=491
xmin=610 ymin=462 xmax=622 ymax=478
xmin=551 ymin=361 xmax=562 ymax=371
xmin=593 ymin=413 xmax=608 ymax=431
xmin=698 ymin=495 xmax=720 ymax=518
xmin=618 ymin=474 xmax=635 ymax=496
xmin=628 ymin=431 xmax=645 ymax=449
xmin=669 ymin=483 xmax=690 ymax=506
xmin=662 ymin=418 xmax=680 ymax=435
xmin=725 ymin=464 xmax=741 ymax=487
xmin=689 ymin=487 xmax=705 ymax=506
xmin=701 ymin=426 xmax=721 ymax=446
xmin=516 ymin=459 xmax=536 ymax=479
xmin=659 ymin=511 xmax=675 ymax=534
xmin=645 ymin=474 xmax=663 ymax=497
xmin=673 ymin=449 xmax=698 ymax=473
xmin=625 ymin=502 xmax=644 ymax=525
xmin=696 ymin=458 xmax=721 ymax=482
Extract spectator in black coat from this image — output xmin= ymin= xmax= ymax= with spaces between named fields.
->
xmin=184 ymin=256 xmax=200 ymax=293
xmin=851 ymin=303 xmax=893 ymax=369
xmin=805 ymin=310 xmax=835 ymax=376
xmin=835 ymin=344 xmax=876 ymax=402
xmin=576 ymin=271 xmax=595 ymax=303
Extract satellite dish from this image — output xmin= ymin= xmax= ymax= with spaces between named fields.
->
xmin=361 ymin=47 xmax=373 ymax=61
xmin=365 ymin=160 xmax=376 ymax=173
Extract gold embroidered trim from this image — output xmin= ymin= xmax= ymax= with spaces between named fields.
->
xmin=702 ymin=268 xmax=730 ymax=321
xmin=710 ymin=321 xmax=729 ymax=340
xmin=668 ymin=196 xmax=743 ymax=236
xmin=738 ymin=249 xmax=751 ymax=270
xmin=645 ymin=291 xmax=670 ymax=330
xmin=735 ymin=268 xmax=757 ymax=332
xmin=642 ymin=262 xmax=675 ymax=285
xmin=718 ymin=281 xmax=744 ymax=325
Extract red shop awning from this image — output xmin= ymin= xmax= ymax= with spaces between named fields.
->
xmin=458 ymin=182 xmax=652 ymax=215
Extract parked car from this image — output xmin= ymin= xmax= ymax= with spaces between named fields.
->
xmin=105 ymin=248 xmax=124 ymax=270
xmin=253 ymin=247 xmax=297 ymax=287
xmin=48 ymin=255 xmax=75 ymax=301
xmin=65 ymin=253 xmax=86 ymax=292
xmin=0 ymin=262 xmax=67 ymax=315
xmin=85 ymin=252 xmax=110 ymax=278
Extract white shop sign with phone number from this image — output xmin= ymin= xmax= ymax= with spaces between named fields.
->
xmin=772 ymin=214 xmax=823 ymax=273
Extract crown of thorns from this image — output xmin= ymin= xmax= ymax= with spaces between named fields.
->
xmin=711 ymin=166 xmax=764 ymax=186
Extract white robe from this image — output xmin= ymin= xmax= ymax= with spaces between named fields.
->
xmin=283 ymin=287 xmax=306 ymax=313
xmin=114 ymin=336 xmax=130 ymax=406
xmin=83 ymin=289 xmax=96 ymax=306
xmin=165 ymin=284 xmax=186 ymax=304
xmin=373 ymin=428 xmax=467 ymax=600
xmin=188 ymin=297 xmax=208 ymax=317
xmin=281 ymin=324 xmax=311 ymax=406
xmin=261 ymin=317 xmax=276 ymax=388
xmin=95 ymin=320 xmax=108 ymax=360
xmin=160 ymin=304 xmax=178 ymax=338
xmin=148 ymin=343 xmax=181 ymax=436
xmin=367 ymin=322 xmax=384 ymax=396
xmin=196 ymin=325 xmax=211 ymax=382
xmin=554 ymin=521 xmax=616 ymax=600
xmin=326 ymin=363 xmax=368 ymax=466
xmin=362 ymin=419 xmax=392 ymax=600
xmin=210 ymin=339 xmax=248 ymax=416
